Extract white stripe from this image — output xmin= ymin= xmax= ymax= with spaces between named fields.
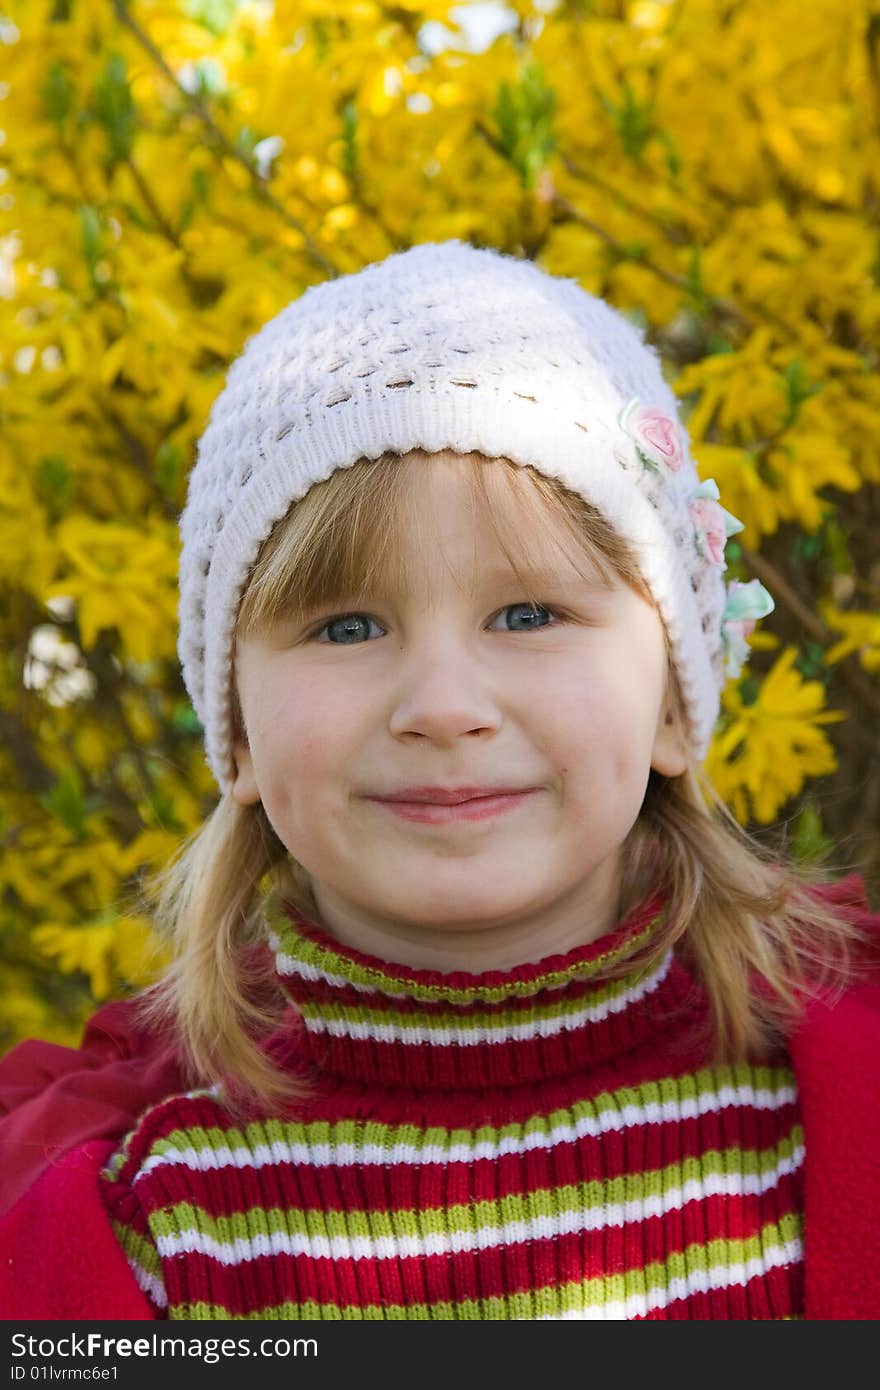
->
xmin=134 ymin=1079 xmax=797 ymax=1182
xmin=123 ymin=1253 xmax=168 ymax=1309
xmin=269 ymin=933 xmax=411 ymax=998
xmin=268 ymin=931 xmax=647 ymax=1003
xmin=300 ymin=954 xmax=673 ymax=1046
xmin=153 ymin=1144 xmax=803 ymax=1266
xmin=537 ymin=1238 xmax=803 ymax=1319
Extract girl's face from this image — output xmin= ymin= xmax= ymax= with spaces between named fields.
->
xmin=232 ymin=453 xmax=687 ymax=969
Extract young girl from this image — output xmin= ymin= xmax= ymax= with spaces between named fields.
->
xmin=2 ymin=241 xmax=879 ymax=1321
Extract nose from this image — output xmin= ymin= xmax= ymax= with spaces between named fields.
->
xmin=387 ymin=636 xmax=502 ymax=742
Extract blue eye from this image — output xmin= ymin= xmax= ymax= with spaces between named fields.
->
xmin=316 ymin=614 xmax=383 ymax=644
xmin=492 ymin=603 xmax=553 ymax=632
xmin=313 ymin=603 xmax=558 ymax=644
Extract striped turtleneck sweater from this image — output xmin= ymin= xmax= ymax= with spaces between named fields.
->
xmin=99 ymin=887 xmax=805 ymax=1319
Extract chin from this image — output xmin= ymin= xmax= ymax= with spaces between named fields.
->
xmin=384 ymin=881 xmax=542 ymax=928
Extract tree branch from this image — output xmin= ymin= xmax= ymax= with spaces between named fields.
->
xmin=741 ymin=544 xmax=880 ymax=722
xmin=108 ymin=0 xmax=339 ymax=279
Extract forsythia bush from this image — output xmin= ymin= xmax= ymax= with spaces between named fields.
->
xmin=1 ymin=0 xmax=878 ymax=1050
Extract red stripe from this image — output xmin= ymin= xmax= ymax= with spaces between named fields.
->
xmin=121 ymin=1101 xmax=801 ymax=1223
xmin=636 ymin=1260 xmax=805 ymax=1320
xmin=155 ymin=1185 xmax=802 ymax=1317
xmin=277 ymin=887 xmax=668 ymax=996
xmin=281 ymin=962 xmax=699 ymax=1088
xmin=283 ymin=957 xmax=668 ymax=1021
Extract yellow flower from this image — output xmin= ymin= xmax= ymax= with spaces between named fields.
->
xmin=2 ymin=826 xmax=131 ymax=919
xmin=676 ymin=328 xmax=784 ymax=445
xmin=706 ymin=646 xmax=844 ymax=823
xmin=819 ymin=602 xmax=880 ymax=674
xmin=31 ymin=920 xmax=119 ymax=999
xmin=690 ymin=444 xmax=780 ymax=544
xmin=766 ymin=430 xmax=860 ymax=534
xmin=32 ymin=913 xmax=168 ymax=999
xmin=44 ymin=517 xmax=179 ymax=664
xmin=72 ymin=720 xmax=124 ymax=774
xmin=0 ymin=974 xmax=81 ymax=1049
xmin=111 ymin=915 xmax=171 ymax=988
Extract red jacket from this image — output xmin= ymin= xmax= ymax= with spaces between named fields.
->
xmin=0 ymin=996 xmax=188 ymax=1219
xmin=1 ymin=875 xmax=878 ymax=1320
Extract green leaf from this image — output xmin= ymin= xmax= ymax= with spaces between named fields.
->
xmin=791 ymin=802 xmax=834 ymax=864
xmin=795 ymin=639 xmax=829 ymax=683
xmin=37 ymin=454 xmax=72 ymax=511
xmin=621 ymin=305 xmax=648 ymax=333
xmin=170 ymin=701 xmax=203 ymax=734
xmin=191 ymin=167 xmax=212 ymax=204
xmin=793 ymin=532 xmax=823 ymax=564
xmin=492 ymin=61 xmax=557 ymax=192
xmin=822 ymin=517 xmax=851 ymax=575
xmin=146 ymin=788 xmax=186 ymax=834
xmin=38 ymin=766 xmax=98 ymax=839
xmin=341 ymin=99 xmax=359 ymax=182
xmin=685 ymin=246 xmax=707 ymax=315
xmin=41 ymin=61 xmax=75 ymax=127
xmin=779 ymin=358 xmax=823 ymax=431
xmin=78 ymin=204 xmax=102 ymax=279
xmin=91 ymin=53 xmax=136 ymax=164
xmin=180 ymin=168 xmax=213 ymax=231
xmin=870 ymin=231 xmax=880 ymax=288
xmin=156 ymin=440 xmax=183 ymax=501
xmin=188 ymin=58 xmax=227 ymax=98
xmin=661 ymin=130 xmax=681 ymax=179
xmin=235 ymin=125 xmax=269 ymax=163
xmin=183 ymin=0 xmax=240 ymax=37
xmin=311 ymin=19 xmax=331 ymax=64
xmin=600 ymin=79 xmax=655 ymax=163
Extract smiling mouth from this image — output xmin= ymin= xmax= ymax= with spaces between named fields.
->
xmin=367 ymin=790 xmax=538 ymax=824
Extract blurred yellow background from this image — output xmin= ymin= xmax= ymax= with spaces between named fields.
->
xmin=1 ymin=0 xmax=878 ymax=1053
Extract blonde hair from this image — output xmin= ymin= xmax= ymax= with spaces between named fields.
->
xmin=131 ymin=450 xmax=873 ymax=1116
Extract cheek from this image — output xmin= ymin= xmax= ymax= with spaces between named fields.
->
xmin=545 ymin=650 xmax=663 ymax=761
xmin=251 ymin=673 xmax=362 ymax=786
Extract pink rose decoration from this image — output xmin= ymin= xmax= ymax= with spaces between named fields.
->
xmin=620 ymin=399 xmax=684 ymax=473
xmin=689 ymin=498 xmax=727 ymax=566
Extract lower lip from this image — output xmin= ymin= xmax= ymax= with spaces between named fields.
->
xmin=369 ymin=791 xmax=537 ymax=824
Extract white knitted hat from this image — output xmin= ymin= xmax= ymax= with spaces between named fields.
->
xmin=178 ymin=239 xmax=773 ymax=794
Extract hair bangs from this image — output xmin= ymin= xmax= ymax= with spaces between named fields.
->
xmin=236 ymin=448 xmax=655 ymax=640
xmin=235 ymin=451 xmax=414 ymax=640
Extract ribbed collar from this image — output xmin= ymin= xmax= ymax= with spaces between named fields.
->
xmin=267 ymin=885 xmax=696 ymax=1089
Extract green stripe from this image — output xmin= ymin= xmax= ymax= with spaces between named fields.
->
xmin=145 ymin=1125 xmax=803 ymax=1246
xmin=164 ymin=1214 xmax=802 ymax=1320
xmin=131 ymin=1064 xmax=797 ymax=1164
xmin=294 ymin=963 xmax=664 ymax=1035
xmin=102 ymin=1145 xmax=131 ymax=1182
xmin=110 ymin=1218 xmax=164 ymax=1280
xmin=269 ymin=907 xmax=666 ymax=1004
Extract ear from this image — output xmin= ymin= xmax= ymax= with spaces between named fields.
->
xmin=230 ymin=704 xmax=261 ymax=807
xmin=650 ymin=690 xmax=688 ymax=778
xmin=231 ymin=738 xmax=261 ymax=806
